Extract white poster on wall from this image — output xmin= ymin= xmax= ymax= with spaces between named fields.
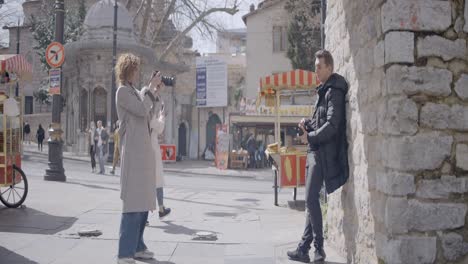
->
xmin=196 ymin=57 xmax=228 ymax=107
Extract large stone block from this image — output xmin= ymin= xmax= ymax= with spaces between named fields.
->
xmin=374 ymin=40 xmax=385 ymax=68
xmin=416 ymin=176 xmax=468 ymax=199
xmin=421 ymin=103 xmax=468 ymax=131
xmin=456 ymin=144 xmax=468 ymax=171
xmin=386 ymin=65 xmax=452 ymax=96
xmin=455 ymin=74 xmax=468 ymax=100
xmin=465 ymin=0 xmax=468 ymax=33
xmin=385 ymin=31 xmax=414 ymax=64
xmin=417 ymin=35 xmax=467 ymax=61
xmin=408 ymin=200 xmax=467 ymax=232
xmin=382 ymin=132 xmax=452 ymax=171
xmin=376 ymin=234 xmax=437 ymax=264
xmin=441 ymin=232 xmax=468 ymax=261
xmin=377 ymin=172 xmax=415 ymax=196
xmin=382 ymin=0 xmax=451 ymax=33
xmin=385 ymin=197 xmax=409 ymax=234
xmin=378 ymin=97 xmax=418 ymax=135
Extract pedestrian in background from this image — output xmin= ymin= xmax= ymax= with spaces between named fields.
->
xmin=88 ymin=121 xmax=97 ymax=173
xmin=24 ymin=122 xmax=31 ymax=144
xmin=94 ymin=120 xmax=109 ymax=175
xmin=110 ymin=120 xmax=121 ymax=175
xmin=115 ymin=53 xmax=159 ymax=264
xmin=36 ymin=124 xmax=45 ymax=152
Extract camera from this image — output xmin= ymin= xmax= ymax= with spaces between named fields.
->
xmin=297 ymin=119 xmax=314 ymax=136
xmin=161 ymin=76 xmax=176 ymax=86
xmin=151 ymin=71 xmax=176 ymax=86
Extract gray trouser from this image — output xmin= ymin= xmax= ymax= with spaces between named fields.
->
xmin=97 ymin=145 xmax=105 ymax=173
xmin=298 ymin=152 xmax=324 ymax=252
xmin=156 ymin=187 xmax=164 ymax=207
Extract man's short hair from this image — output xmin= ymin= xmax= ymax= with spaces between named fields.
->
xmin=315 ymin=50 xmax=334 ymax=71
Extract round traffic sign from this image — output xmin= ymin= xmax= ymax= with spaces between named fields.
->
xmin=46 ymin=42 xmax=65 ymax=68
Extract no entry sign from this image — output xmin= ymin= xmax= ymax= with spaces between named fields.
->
xmin=46 ymin=42 xmax=65 ymax=68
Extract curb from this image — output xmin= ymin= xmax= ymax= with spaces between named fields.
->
xmin=24 ymin=150 xmax=272 ymax=180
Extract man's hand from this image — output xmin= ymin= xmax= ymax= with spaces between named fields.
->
xmin=298 ymin=124 xmax=308 ymax=144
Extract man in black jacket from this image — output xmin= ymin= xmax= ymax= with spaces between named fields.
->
xmin=287 ymin=50 xmax=349 ymax=263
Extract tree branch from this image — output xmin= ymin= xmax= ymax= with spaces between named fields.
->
xmin=150 ymin=0 xmax=177 ymax=47
xmin=133 ymin=0 xmax=145 ymax=22
xmin=139 ymin=0 xmax=153 ymax=44
xmin=158 ymin=5 xmax=239 ymax=61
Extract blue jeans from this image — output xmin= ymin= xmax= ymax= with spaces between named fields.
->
xmin=118 ymin=211 xmax=149 ymax=258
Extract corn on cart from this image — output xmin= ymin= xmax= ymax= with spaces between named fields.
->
xmin=259 ymin=69 xmax=320 ymax=206
xmin=0 ymin=54 xmax=32 ymax=208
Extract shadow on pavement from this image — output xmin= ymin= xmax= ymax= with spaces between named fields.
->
xmin=0 ymin=206 xmax=77 ymax=235
xmin=149 ymin=220 xmax=217 ymax=238
xmin=139 ymin=260 xmax=176 ymax=264
xmin=166 ymin=197 xmax=263 ymax=211
xmin=0 ymin=246 xmax=39 ymax=263
xmin=63 ymin=180 xmax=120 ymax=192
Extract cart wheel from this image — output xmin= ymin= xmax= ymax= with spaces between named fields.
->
xmin=273 ymin=170 xmax=278 ymax=206
xmin=0 ymin=165 xmax=28 ymax=208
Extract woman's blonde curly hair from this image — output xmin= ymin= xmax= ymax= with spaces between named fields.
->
xmin=115 ymin=53 xmax=140 ymax=85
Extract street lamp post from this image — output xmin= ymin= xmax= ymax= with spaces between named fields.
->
xmin=107 ymin=0 xmax=118 ymax=163
xmin=44 ymin=0 xmax=66 ymax=182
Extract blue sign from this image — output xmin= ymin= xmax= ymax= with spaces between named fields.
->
xmin=196 ymin=66 xmax=207 ymax=106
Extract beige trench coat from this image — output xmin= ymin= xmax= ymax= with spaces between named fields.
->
xmin=116 ymin=85 xmax=157 ymax=213
xmin=150 ymin=111 xmax=165 ymax=188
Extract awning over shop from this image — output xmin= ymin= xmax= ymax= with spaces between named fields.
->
xmin=230 ymin=114 xmax=303 ymax=125
xmin=0 ymin=54 xmax=32 ymax=78
xmin=259 ymin=69 xmax=320 ymax=93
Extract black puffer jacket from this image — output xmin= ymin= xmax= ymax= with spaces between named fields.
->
xmin=306 ymin=73 xmax=349 ymax=194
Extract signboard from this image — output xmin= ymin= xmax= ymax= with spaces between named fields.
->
xmin=49 ymin=68 xmax=61 ymax=95
xmin=215 ymin=124 xmax=229 ymax=170
xmin=160 ymin=144 xmax=176 ymax=162
xmin=46 ymin=42 xmax=65 ymax=68
xmin=196 ymin=57 xmax=227 ymax=107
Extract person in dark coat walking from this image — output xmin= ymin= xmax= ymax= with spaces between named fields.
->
xmin=36 ymin=124 xmax=45 ymax=152
xmin=287 ymin=50 xmax=349 ymax=263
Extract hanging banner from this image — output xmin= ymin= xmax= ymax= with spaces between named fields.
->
xmin=49 ymin=68 xmax=61 ymax=95
xmin=215 ymin=124 xmax=229 ymax=170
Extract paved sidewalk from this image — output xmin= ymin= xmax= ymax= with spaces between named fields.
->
xmin=22 ymin=143 xmax=272 ymax=180
xmin=0 ymin=154 xmax=346 ymax=264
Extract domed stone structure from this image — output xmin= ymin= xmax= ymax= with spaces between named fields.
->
xmin=63 ymin=0 xmax=158 ymax=151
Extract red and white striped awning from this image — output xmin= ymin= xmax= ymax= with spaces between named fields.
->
xmin=259 ymin=69 xmax=320 ymax=94
xmin=0 ymin=54 xmax=32 ymax=76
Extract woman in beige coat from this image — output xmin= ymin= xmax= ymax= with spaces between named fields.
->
xmin=115 ymin=53 xmax=158 ymax=264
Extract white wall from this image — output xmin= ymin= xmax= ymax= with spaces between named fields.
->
xmin=245 ymin=2 xmax=292 ymax=99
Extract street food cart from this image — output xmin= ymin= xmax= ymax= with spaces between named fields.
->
xmin=0 ymin=54 xmax=32 ymax=208
xmin=259 ymin=69 xmax=320 ymax=205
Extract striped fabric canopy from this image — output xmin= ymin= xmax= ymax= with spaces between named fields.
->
xmin=259 ymin=69 xmax=320 ymax=95
xmin=0 ymin=54 xmax=32 ymax=75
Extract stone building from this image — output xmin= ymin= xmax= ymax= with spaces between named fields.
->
xmin=62 ymin=0 xmax=195 ymax=154
xmin=324 ymin=0 xmax=468 ymax=263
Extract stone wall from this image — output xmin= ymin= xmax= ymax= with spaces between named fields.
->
xmin=325 ymin=0 xmax=468 ymax=263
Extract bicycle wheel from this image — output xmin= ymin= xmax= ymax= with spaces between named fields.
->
xmin=0 ymin=165 xmax=28 ymax=208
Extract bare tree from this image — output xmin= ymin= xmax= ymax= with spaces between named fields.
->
xmin=131 ymin=0 xmax=240 ymax=62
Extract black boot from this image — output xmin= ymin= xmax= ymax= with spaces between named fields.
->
xmin=287 ymin=248 xmax=310 ymax=263
xmin=158 ymin=207 xmax=171 ymax=218
xmin=312 ymin=248 xmax=326 ymax=262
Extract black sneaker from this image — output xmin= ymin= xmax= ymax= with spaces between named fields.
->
xmin=287 ymin=248 xmax=310 ymax=263
xmin=313 ymin=248 xmax=326 ymax=262
xmin=158 ymin=207 xmax=171 ymax=218
xmin=110 ymin=170 xmax=115 ymax=175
